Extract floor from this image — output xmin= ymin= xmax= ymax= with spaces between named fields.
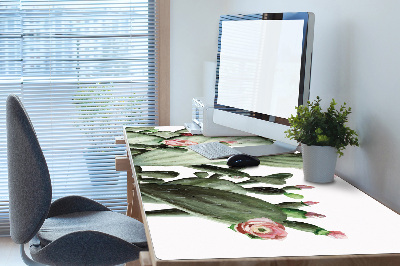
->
xmin=0 ymin=236 xmax=141 ymax=266
xmin=0 ymin=237 xmax=25 ymax=266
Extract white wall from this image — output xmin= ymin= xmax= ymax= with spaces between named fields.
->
xmin=170 ymin=0 xmax=400 ymax=213
xmin=170 ymin=0 xmax=227 ymax=125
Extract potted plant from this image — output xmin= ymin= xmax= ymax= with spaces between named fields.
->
xmin=285 ymin=96 xmax=359 ymax=183
xmin=73 ymin=83 xmax=131 ymax=186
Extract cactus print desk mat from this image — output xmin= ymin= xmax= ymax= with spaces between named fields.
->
xmin=125 ymin=126 xmax=400 ymax=260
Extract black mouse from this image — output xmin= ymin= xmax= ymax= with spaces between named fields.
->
xmin=227 ymin=154 xmax=260 ymax=167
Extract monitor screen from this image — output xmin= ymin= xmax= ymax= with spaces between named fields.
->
xmin=213 ymin=13 xmax=314 ymax=155
xmin=217 ymin=19 xmax=304 ymax=119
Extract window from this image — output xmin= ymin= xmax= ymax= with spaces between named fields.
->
xmin=0 ymin=0 xmax=169 ymax=236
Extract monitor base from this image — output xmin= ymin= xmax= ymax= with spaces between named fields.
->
xmin=234 ymin=141 xmax=299 ymax=157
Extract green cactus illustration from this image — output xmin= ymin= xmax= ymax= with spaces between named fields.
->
xmin=125 ymin=127 xmax=346 ymax=239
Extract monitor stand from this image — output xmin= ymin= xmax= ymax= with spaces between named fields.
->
xmin=233 ymin=141 xmax=299 ymax=157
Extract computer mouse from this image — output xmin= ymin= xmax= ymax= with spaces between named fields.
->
xmin=227 ymin=154 xmax=260 ymax=167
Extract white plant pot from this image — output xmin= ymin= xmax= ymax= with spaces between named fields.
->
xmin=302 ymin=144 xmax=338 ymax=183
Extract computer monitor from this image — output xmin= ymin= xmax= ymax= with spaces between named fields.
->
xmin=213 ymin=12 xmax=315 ymax=156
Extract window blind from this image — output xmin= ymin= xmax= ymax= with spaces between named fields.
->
xmin=0 ymin=0 xmax=159 ymax=236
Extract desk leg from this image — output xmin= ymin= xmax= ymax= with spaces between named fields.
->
xmin=117 ymin=138 xmax=148 ymax=266
xmin=115 ymin=155 xmax=143 ymax=223
xmin=127 ymin=169 xmax=143 ymax=223
xmin=125 ymin=175 xmax=151 ymax=266
xmin=124 ymin=252 xmax=152 ymax=266
xmin=125 ymin=260 xmax=141 ymax=266
xmin=125 ymin=174 xmax=148 ymax=266
xmin=126 ymin=168 xmax=134 ymax=218
xmin=139 ymin=252 xmax=152 ymax=266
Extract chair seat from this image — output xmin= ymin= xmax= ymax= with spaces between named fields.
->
xmin=37 ymin=211 xmax=147 ymax=248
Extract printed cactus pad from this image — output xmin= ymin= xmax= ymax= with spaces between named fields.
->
xmin=126 ymin=127 xmax=346 ymax=240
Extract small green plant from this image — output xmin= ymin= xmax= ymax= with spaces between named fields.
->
xmin=285 ymin=96 xmax=359 ymax=157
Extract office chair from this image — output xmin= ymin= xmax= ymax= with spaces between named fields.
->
xmin=6 ymin=94 xmax=148 ymax=265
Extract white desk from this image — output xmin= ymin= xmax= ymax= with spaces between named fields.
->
xmin=119 ymin=126 xmax=400 ymax=266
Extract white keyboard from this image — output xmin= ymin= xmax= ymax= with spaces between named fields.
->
xmin=189 ymin=142 xmax=242 ymax=160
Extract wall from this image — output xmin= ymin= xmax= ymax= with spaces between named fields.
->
xmin=169 ymin=0 xmax=227 ymax=125
xmin=170 ymin=0 xmax=400 ymax=213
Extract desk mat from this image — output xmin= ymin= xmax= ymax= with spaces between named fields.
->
xmin=125 ymin=126 xmax=346 ymax=241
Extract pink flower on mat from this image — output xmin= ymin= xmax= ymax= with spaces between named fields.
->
xmin=295 ymin=185 xmax=315 ymax=189
xmin=163 ymin=139 xmax=198 ymax=147
xmin=232 ymin=218 xmax=288 ymax=240
xmin=180 ymin=133 xmax=193 ymax=136
xmin=220 ymin=140 xmax=237 ymax=144
xmin=305 ymin=212 xmax=326 ymax=218
xmin=303 ymin=201 xmax=319 ymax=206
xmin=328 ymin=231 xmax=347 ymax=239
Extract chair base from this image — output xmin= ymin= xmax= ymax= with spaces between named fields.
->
xmin=20 ymin=244 xmax=45 ymax=266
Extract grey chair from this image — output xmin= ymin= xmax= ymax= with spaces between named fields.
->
xmin=6 ymin=94 xmax=148 ymax=265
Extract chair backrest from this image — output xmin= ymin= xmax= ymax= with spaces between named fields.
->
xmin=7 ymin=94 xmax=52 ymax=244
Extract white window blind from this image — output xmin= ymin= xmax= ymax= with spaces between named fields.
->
xmin=0 ymin=0 xmax=159 ymax=236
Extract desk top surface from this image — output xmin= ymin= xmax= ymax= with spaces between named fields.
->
xmin=124 ymin=126 xmax=400 ymax=261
